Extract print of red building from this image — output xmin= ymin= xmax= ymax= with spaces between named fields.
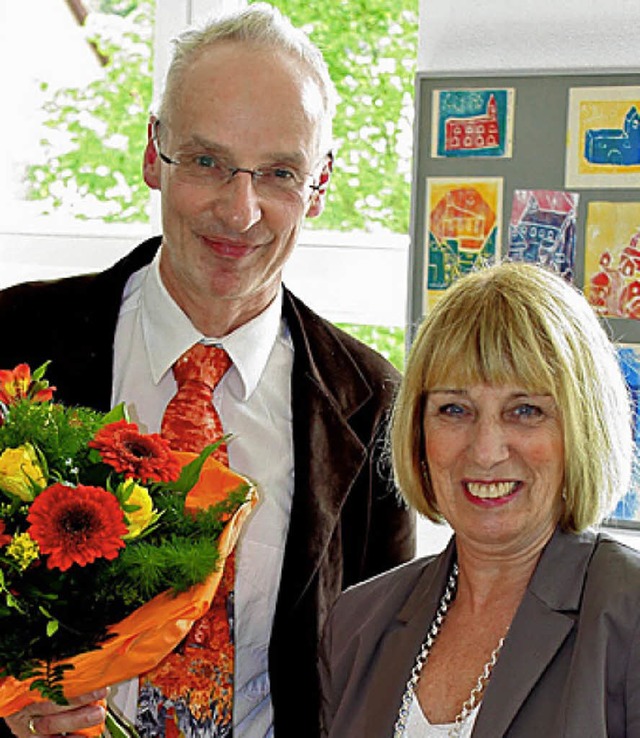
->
xmin=431 ymin=188 xmax=496 ymax=252
xmin=445 ymin=94 xmax=500 ymax=152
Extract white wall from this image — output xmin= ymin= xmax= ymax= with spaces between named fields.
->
xmin=418 ymin=0 xmax=640 ymax=73
xmin=0 ymin=226 xmax=407 ymax=327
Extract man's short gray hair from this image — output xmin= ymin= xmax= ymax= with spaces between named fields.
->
xmin=156 ymin=3 xmax=337 ymax=152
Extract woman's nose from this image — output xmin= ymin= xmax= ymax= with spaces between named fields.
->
xmin=467 ymin=419 xmax=510 ymax=468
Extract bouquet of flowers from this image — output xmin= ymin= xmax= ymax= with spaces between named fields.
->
xmin=0 ymin=363 xmax=256 ymax=731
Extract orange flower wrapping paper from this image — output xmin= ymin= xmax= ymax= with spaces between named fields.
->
xmin=0 ymin=452 xmax=257 ymax=722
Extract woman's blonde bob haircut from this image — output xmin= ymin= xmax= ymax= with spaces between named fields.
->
xmin=391 ymin=261 xmax=633 ymax=532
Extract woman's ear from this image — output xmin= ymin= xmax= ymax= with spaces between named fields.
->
xmin=306 ymin=152 xmax=333 ymax=218
xmin=143 ymin=119 xmax=161 ymax=190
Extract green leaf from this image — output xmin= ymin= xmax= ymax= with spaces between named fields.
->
xmin=165 ymin=438 xmax=229 ymax=494
xmin=5 ymin=593 xmax=26 ymax=614
xmin=31 ymin=361 xmax=51 ymax=383
xmin=105 ymin=706 xmax=141 ymax=738
xmin=102 ymin=403 xmax=129 ymax=425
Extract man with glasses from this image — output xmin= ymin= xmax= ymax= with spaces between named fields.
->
xmin=0 ymin=4 xmax=415 ymax=738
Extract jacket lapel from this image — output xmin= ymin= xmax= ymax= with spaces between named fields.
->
xmin=275 ymin=290 xmax=375 ymax=612
xmin=473 ymin=528 xmax=599 ymax=737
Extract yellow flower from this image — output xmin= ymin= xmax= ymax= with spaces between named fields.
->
xmin=121 ymin=481 xmax=156 ymax=539
xmin=6 ymin=532 xmax=40 ymax=571
xmin=0 ymin=444 xmax=46 ymax=502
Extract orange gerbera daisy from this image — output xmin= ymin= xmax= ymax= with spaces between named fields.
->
xmin=89 ymin=420 xmax=181 ymax=483
xmin=27 ymin=483 xmax=127 ymax=571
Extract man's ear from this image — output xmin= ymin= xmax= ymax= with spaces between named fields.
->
xmin=306 ymin=152 xmax=333 ymax=218
xmin=143 ymin=118 xmax=161 ymax=190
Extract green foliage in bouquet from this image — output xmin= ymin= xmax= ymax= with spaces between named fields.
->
xmin=0 ymin=363 xmax=251 ymax=698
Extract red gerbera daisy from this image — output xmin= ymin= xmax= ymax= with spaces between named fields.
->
xmin=89 ymin=420 xmax=181 ymax=482
xmin=0 ymin=520 xmax=11 ymax=547
xmin=27 ymin=483 xmax=128 ymax=571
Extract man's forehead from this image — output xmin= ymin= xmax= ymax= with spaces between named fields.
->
xmin=184 ymin=41 xmax=320 ymax=97
xmin=167 ymin=43 xmax=327 ymax=157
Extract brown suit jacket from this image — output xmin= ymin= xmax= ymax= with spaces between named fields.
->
xmin=0 ymin=236 xmax=416 ymax=737
xmin=321 ymin=527 xmax=640 ymax=737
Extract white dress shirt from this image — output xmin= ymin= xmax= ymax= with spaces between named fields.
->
xmin=110 ymin=251 xmax=294 ymax=737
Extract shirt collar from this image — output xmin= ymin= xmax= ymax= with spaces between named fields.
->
xmin=141 ymin=250 xmax=284 ymax=401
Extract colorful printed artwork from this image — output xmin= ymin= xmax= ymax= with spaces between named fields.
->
xmin=507 ymin=190 xmax=579 ymax=280
xmin=565 ymin=86 xmax=640 ymax=188
xmin=584 ymin=202 xmax=640 ymax=319
xmin=611 ymin=344 xmax=640 ymax=524
xmin=425 ymin=177 xmax=502 ymax=309
xmin=432 ymin=89 xmax=515 ymax=159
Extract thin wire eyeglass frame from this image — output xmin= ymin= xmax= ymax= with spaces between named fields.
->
xmin=152 ymin=119 xmax=331 ymax=200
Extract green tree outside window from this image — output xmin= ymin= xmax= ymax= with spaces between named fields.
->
xmin=26 ymin=0 xmax=154 ymax=222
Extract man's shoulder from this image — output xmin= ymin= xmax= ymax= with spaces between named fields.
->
xmin=0 ymin=272 xmax=90 ymax=308
xmin=0 ymin=236 xmax=160 ymax=317
xmin=0 ymin=275 xmax=93 ymax=340
xmin=0 ymin=237 xmax=161 ymax=376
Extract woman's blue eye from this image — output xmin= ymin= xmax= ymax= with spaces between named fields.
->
xmin=513 ymin=404 xmax=542 ymax=418
xmin=439 ymin=403 xmax=465 ymax=416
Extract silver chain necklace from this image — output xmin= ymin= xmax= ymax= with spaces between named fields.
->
xmin=392 ymin=562 xmax=505 ymax=738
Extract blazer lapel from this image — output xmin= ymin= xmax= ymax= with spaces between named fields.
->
xmin=364 ymin=543 xmax=457 ymax=737
xmin=473 ymin=528 xmax=599 ymax=737
xmin=472 ymin=594 xmax=575 ymax=737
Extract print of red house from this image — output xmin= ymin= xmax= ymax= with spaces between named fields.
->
xmin=445 ymin=94 xmax=500 ymax=152
xmin=431 ymin=188 xmax=496 ymax=252
xmin=589 ymin=231 xmax=640 ymax=319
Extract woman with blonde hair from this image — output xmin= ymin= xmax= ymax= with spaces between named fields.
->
xmin=321 ymin=261 xmax=640 ymax=737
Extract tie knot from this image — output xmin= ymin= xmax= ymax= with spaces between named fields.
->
xmin=173 ymin=343 xmax=231 ymax=389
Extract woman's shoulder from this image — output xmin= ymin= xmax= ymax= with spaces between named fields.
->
xmin=579 ymin=529 xmax=640 ymax=618
xmin=331 ymin=553 xmax=442 ymax=626
xmin=590 ymin=529 xmax=640 ymax=583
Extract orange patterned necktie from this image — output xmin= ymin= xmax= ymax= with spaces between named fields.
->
xmin=160 ymin=343 xmax=232 ymax=463
xmin=137 ymin=343 xmax=235 ymax=738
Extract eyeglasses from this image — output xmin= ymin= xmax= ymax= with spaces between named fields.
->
xmin=153 ymin=120 xmax=327 ymax=202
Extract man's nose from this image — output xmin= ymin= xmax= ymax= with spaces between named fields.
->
xmin=214 ymin=169 xmax=262 ymax=232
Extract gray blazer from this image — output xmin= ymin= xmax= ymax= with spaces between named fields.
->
xmin=321 ymin=527 xmax=640 ymax=737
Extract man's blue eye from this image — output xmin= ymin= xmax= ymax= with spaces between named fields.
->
xmin=195 ymin=155 xmax=217 ymax=169
xmin=270 ymin=168 xmax=296 ymax=180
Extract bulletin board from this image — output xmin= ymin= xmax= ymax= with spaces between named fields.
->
xmin=407 ymin=70 xmax=640 ymax=527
